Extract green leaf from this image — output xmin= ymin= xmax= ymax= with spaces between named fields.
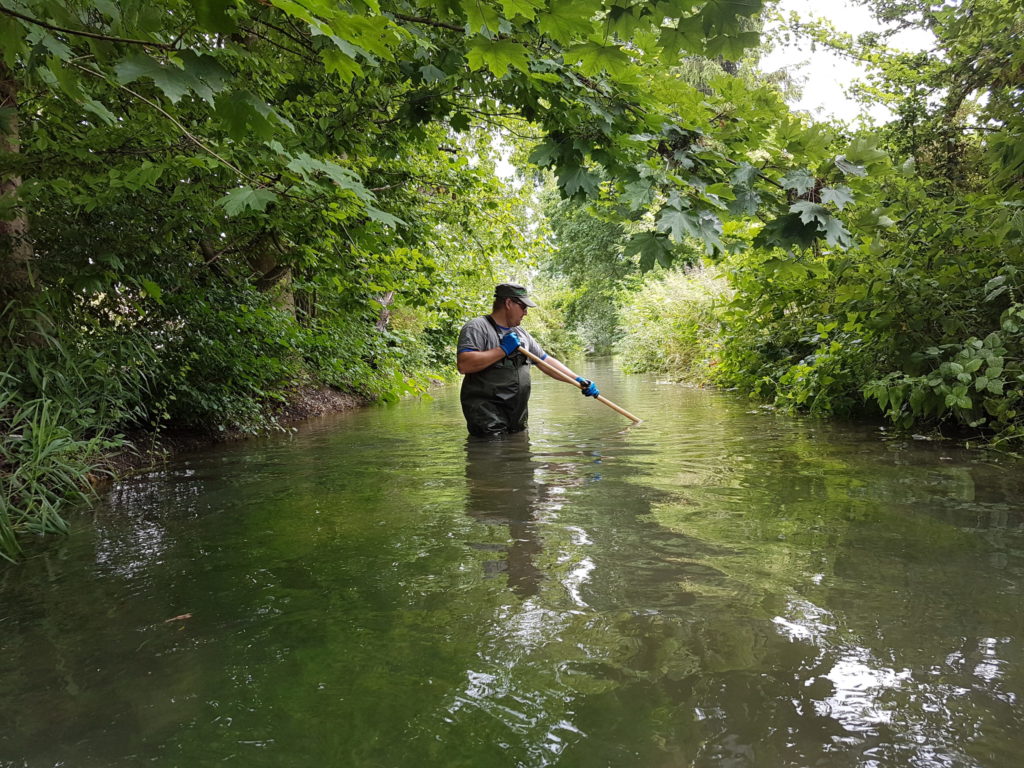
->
xmin=564 ymin=42 xmax=631 ymax=78
xmin=82 ymin=98 xmax=116 ymax=125
xmin=420 ymin=64 xmax=447 ymax=83
xmin=704 ymin=30 xmax=760 ymax=61
xmin=449 ymin=111 xmax=471 ymax=132
xmin=286 ymin=153 xmax=373 ymax=201
xmin=623 ymin=231 xmax=673 ymax=272
xmin=790 ymin=201 xmax=852 ymax=247
xmin=659 ymin=22 xmax=705 ymax=57
xmin=763 ymin=257 xmax=808 ymax=280
xmin=788 ymin=124 xmax=834 ymax=157
xmin=844 ymin=136 xmax=889 ymax=167
xmin=557 ymin=163 xmax=601 ymax=198
xmin=730 ymin=162 xmax=759 ymax=187
xmin=621 ymin=179 xmax=655 ymax=211
xmin=657 ymin=206 xmax=698 ymax=243
xmin=821 ymin=215 xmax=853 ymax=248
xmin=115 ymin=54 xmax=196 ymax=103
xmin=366 ymin=206 xmax=405 ymax=228
xmin=725 ymin=184 xmax=758 ymax=216
xmin=179 ymin=51 xmax=231 ymax=104
xmin=140 ymin=279 xmax=163 ymax=302
xmin=188 ymin=0 xmax=237 ymax=34
xmin=217 ymin=187 xmax=278 ymax=215
xmin=781 ymin=168 xmax=815 ymax=195
xmin=986 ymin=275 xmax=1007 ymax=292
xmin=0 ymin=15 xmax=25 ymax=67
xmin=330 ymin=13 xmax=402 ymax=61
xmin=321 ymin=50 xmax=364 ymax=84
xmin=528 ymin=138 xmax=561 ymax=167
xmin=820 ymin=186 xmax=854 ymax=210
xmin=500 ymin=0 xmax=544 ymax=20
xmin=466 ymin=38 xmax=530 ymax=78
xmin=28 ymin=29 xmax=72 ymax=61
xmin=753 ymin=213 xmax=818 ymax=250
xmin=656 ymin=206 xmax=723 ymax=253
xmin=214 ymin=91 xmax=283 ymax=140
xmin=538 ymin=0 xmax=601 ymax=43
xmin=791 ymin=201 xmax=829 ymax=226
xmin=462 ymin=0 xmax=503 ymax=36
xmin=834 ymin=154 xmax=867 ymax=177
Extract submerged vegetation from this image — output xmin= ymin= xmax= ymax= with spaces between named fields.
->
xmin=1 ymin=0 xmax=1022 ymax=556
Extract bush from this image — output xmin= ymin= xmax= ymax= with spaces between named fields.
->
xmin=616 ymin=266 xmax=728 ymax=382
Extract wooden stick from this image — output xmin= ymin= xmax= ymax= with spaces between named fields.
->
xmin=516 ymin=346 xmax=642 ymax=424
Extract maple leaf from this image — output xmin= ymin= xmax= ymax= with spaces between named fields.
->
xmin=564 ymin=42 xmax=632 ymax=79
xmin=620 ymin=179 xmax=655 ymax=211
xmin=499 ymin=0 xmax=544 ymax=21
xmin=217 ymin=186 xmax=278 ymax=216
xmin=753 ymin=213 xmax=819 ymax=250
xmin=538 ymin=0 xmax=601 ymax=43
xmin=820 ymin=186 xmax=854 ymax=210
xmin=624 ymin=231 xmax=674 ymax=271
xmin=557 ymin=163 xmax=601 ymax=198
xmin=466 ymin=38 xmax=530 ymax=78
xmin=781 ymin=168 xmax=816 ymax=195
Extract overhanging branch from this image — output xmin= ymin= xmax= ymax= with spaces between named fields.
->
xmin=0 ymin=7 xmax=176 ymax=50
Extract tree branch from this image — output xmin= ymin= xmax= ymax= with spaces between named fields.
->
xmin=391 ymin=13 xmax=464 ymax=33
xmin=0 ymin=7 xmax=176 ymax=50
xmin=70 ymin=62 xmax=255 ymax=184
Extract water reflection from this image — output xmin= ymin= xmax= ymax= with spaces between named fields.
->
xmin=464 ymin=432 xmax=544 ymax=597
xmin=6 ymin=364 xmax=1024 ymax=767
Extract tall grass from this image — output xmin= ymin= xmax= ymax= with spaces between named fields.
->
xmin=1 ymin=301 xmax=137 ymax=562
xmin=0 ymin=376 xmax=122 ymax=561
xmin=615 ymin=266 xmax=729 ymax=383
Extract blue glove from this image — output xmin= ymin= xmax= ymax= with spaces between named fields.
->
xmin=576 ymin=377 xmax=599 ymax=397
xmin=499 ymin=331 xmax=522 ymax=357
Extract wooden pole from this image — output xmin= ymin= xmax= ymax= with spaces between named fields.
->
xmin=516 ymin=346 xmax=642 ymax=424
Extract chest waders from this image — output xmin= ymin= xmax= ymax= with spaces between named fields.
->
xmin=461 ymin=318 xmax=533 ymax=436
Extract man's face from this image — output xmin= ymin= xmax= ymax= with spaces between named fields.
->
xmin=507 ymin=298 xmax=528 ymax=325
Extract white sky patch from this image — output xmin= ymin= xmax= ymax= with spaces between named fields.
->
xmin=759 ymin=0 xmax=936 ymax=125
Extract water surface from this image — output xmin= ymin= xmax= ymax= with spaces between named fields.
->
xmin=3 ymin=361 xmax=1024 ymax=767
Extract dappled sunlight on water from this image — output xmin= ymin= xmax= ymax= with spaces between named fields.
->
xmin=4 ymin=361 xmax=1024 ymax=766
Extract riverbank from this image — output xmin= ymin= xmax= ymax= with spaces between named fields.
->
xmin=98 ymin=385 xmax=371 ymax=482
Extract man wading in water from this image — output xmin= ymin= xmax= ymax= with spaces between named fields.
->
xmin=456 ymin=283 xmax=600 ymax=437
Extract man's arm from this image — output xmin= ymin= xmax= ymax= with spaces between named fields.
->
xmin=534 ymin=355 xmax=582 ymax=382
xmin=457 ymin=347 xmax=506 ymax=374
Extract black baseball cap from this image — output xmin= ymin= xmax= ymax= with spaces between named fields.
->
xmin=494 ymin=283 xmax=537 ymax=307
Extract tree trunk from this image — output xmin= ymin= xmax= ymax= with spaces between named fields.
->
xmin=248 ymin=239 xmax=295 ymax=315
xmin=375 ymin=290 xmax=395 ymax=331
xmin=0 ymin=62 xmax=32 ymax=302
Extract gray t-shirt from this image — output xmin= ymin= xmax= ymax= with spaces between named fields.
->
xmin=457 ymin=316 xmax=546 ymax=362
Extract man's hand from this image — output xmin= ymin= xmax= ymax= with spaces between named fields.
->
xmin=576 ymin=377 xmax=599 ymax=397
xmin=499 ymin=331 xmax=522 ymax=357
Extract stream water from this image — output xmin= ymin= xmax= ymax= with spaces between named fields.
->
xmin=4 ymin=361 xmax=1024 ymax=767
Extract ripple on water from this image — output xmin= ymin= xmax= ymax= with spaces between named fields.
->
xmin=5 ymin=365 xmax=1024 ymax=767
